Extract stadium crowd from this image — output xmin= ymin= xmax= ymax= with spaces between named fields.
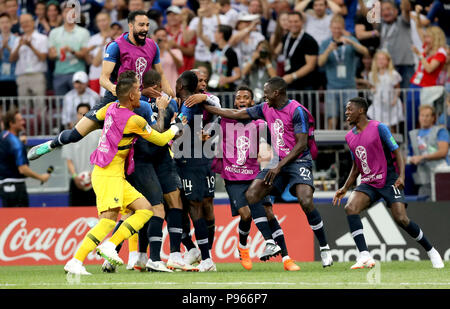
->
xmin=0 ymin=0 xmax=449 ymax=199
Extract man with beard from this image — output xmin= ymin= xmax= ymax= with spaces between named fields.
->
xmin=28 ymin=11 xmax=174 ymax=161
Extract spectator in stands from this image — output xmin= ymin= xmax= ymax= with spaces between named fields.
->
xmin=270 ymin=10 xmax=289 ymax=76
xmin=165 ymin=5 xmax=196 ymax=74
xmin=437 ymin=93 xmax=450 ymax=131
xmin=380 ymin=0 xmax=415 ymax=89
xmin=408 ymin=104 xmax=449 ymax=198
xmin=61 ymin=103 xmax=100 ymax=207
xmin=0 ymin=12 xmax=17 ymax=97
xmin=342 ymin=0 xmax=357 ymax=34
xmin=219 ymin=0 xmax=240 ymax=28
xmin=79 ymin=0 xmax=105 ymax=34
xmin=247 ymin=0 xmax=271 ymax=37
xmin=48 ymin=1 xmax=90 ymax=96
xmin=34 ymin=1 xmax=47 ymax=35
xmin=153 ymin=27 xmax=184 ymax=92
xmin=295 ymin=0 xmax=342 ymax=48
xmin=10 ymin=14 xmax=48 ymax=115
xmin=4 ymin=0 xmax=19 ymax=35
xmin=228 ymin=13 xmax=265 ymax=70
xmin=242 ymin=40 xmax=277 ymax=102
xmin=407 ymin=17 xmax=447 ymax=132
xmin=62 ymin=71 xmax=100 ymax=129
xmin=355 ymin=52 xmax=373 ymax=90
xmin=189 ymin=0 xmax=228 ymax=74
xmin=42 ymin=0 xmax=63 ymax=35
xmin=367 ymin=50 xmax=404 ymax=132
xmin=110 ymin=21 xmax=123 ymax=40
xmin=318 ymin=14 xmax=369 ymax=129
xmin=281 ymin=11 xmax=319 ymax=91
xmin=87 ymin=12 xmax=112 ymax=95
xmin=421 ymin=0 xmax=450 ymax=45
xmin=198 ymin=23 xmax=240 ymax=91
xmin=354 ymin=0 xmax=380 ymax=55
xmin=0 ymin=109 xmax=50 ymax=207
xmin=119 ymin=0 xmax=156 ymax=34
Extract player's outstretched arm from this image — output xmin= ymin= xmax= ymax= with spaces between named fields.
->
xmin=333 ymin=160 xmax=359 ymax=206
xmin=203 ymin=104 xmax=251 ymax=120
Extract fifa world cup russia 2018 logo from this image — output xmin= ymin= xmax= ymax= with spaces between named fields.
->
xmin=135 ymin=57 xmax=148 ymax=85
xmin=273 ymin=119 xmax=286 ymax=148
xmin=99 ymin=115 xmax=113 ymax=146
xmin=236 ymin=135 xmax=250 ymax=166
xmin=355 ymin=145 xmax=371 ymax=174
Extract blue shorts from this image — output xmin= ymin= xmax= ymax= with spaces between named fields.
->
xmin=354 ymin=176 xmax=407 ymax=208
xmin=154 ymin=149 xmax=182 ymax=194
xmin=224 ymin=180 xmax=272 ymax=217
xmin=85 ymin=90 xmax=117 ymax=122
xmin=126 ymin=162 xmax=164 ymax=206
xmin=176 ymin=162 xmax=215 ymax=202
xmin=256 ymin=159 xmax=315 ymax=197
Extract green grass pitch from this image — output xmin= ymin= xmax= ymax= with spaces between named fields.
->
xmin=0 ymin=261 xmax=449 ymax=289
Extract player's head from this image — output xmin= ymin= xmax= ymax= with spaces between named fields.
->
xmin=128 ymin=10 xmax=149 ymax=46
xmin=3 ymin=108 xmax=24 ymax=133
xmin=345 ymin=97 xmax=368 ymax=125
xmin=191 ymin=69 xmax=208 ymax=93
xmin=176 ymin=70 xmax=198 ymax=98
xmin=76 ymin=103 xmax=91 ymax=122
xmin=264 ymin=77 xmax=287 ymax=107
xmin=142 ymin=69 xmax=162 ymax=92
xmin=234 ymin=84 xmax=254 ymax=110
xmin=117 ymin=70 xmax=141 ymax=108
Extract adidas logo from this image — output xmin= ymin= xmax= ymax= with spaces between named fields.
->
xmin=330 ymin=202 xmax=421 ymax=262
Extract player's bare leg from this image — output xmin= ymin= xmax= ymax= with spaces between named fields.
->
xmin=390 ymin=202 xmax=444 ymax=269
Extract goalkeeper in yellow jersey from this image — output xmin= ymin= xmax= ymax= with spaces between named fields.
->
xmin=64 ymin=71 xmax=183 ymax=275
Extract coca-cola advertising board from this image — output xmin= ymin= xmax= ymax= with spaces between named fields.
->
xmin=0 ymin=204 xmax=314 ymax=265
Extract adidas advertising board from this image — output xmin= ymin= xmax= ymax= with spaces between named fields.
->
xmin=313 ymin=202 xmax=450 ymax=262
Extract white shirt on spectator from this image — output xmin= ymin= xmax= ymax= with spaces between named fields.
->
xmin=234 ymin=31 xmax=265 ymax=68
xmin=62 ymin=88 xmax=100 ymax=127
xmin=305 ymin=13 xmax=332 ymax=48
xmin=224 ymin=8 xmax=240 ymax=29
xmin=13 ymin=30 xmax=48 ymax=76
xmin=87 ymin=33 xmax=111 ymax=81
xmin=189 ymin=14 xmax=229 ymax=62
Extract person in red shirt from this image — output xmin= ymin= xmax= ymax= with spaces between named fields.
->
xmin=165 ymin=6 xmax=196 ymax=74
xmin=407 ymin=20 xmax=447 ymax=132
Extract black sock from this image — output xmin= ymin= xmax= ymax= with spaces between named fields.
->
xmin=113 ymin=220 xmax=123 ymax=252
xmin=206 ymin=219 xmax=215 ymax=250
xmin=268 ymin=218 xmax=288 ymax=257
xmin=138 ymin=221 xmax=149 ymax=254
xmin=238 ymin=219 xmax=251 ymax=247
xmin=401 ymin=221 xmax=433 ymax=252
xmin=181 ymin=212 xmax=195 ymax=251
xmin=167 ymin=208 xmax=183 ymax=253
xmin=51 ymin=128 xmax=83 ymax=148
xmin=249 ymin=203 xmax=273 ymax=241
xmin=148 ymin=216 xmax=164 ymax=262
xmin=347 ymin=214 xmax=369 ymax=252
xmin=306 ymin=209 xmax=328 ymax=247
xmin=193 ymin=218 xmax=210 ymax=260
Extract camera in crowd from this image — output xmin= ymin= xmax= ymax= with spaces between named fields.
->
xmin=259 ymin=49 xmax=269 ymax=59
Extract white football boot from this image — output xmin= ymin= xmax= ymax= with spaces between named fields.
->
xmin=96 ymin=241 xmax=124 ymax=266
xmin=145 ymin=259 xmax=173 ymax=272
xmin=167 ymin=252 xmax=199 ymax=272
xmin=351 ymin=251 xmax=376 ymax=269
xmin=126 ymin=251 xmax=139 ymax=270
xmin=133 ymin=252 xmax=148 ymax=272
xmin=64 ymin=258 xmax=91 ymax=275
xmin=320 ymin=245 xmax=334 ymax=268
xmin=198 ymin=258 xmax=217 ymax=272
xmin=183 ymin=247 xmax=202 ymax=265
xmin=427 ymin=247 xmax=445 ymax=269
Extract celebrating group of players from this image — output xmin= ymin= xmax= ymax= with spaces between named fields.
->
xmin=27 ymin=10 xmax=444 ymax=276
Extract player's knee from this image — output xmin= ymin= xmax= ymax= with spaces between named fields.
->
xmin=152 ymin=204 xmax=165 ymax=218
xmin=344 ymin=203 xmax=360 ymax=215
xmin=393 ymin=214 xmax=410 ymax=228
xmin=298 ymin=196 xmax=313 ymax=213
xmin=239 ymin=207 xmax=251 ymax=222
xmin=245 ymin=189 xmax=258 ymax=205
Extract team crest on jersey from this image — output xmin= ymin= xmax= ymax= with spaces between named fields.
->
xmin=355 ymin=145 xmax=371 ymax=174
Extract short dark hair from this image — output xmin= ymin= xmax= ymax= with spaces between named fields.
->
xmin=143 ymin=69 xmax=161 ymax=88
xmin=266 ymin=77 xmax=287 ymax=95
xmin=177 ymin=70 xmax=198 ymax=94
xmin=348 ymin=97 xmax=368 ymax=114
xmin=116 ymin=71 xmax=138 ymax=99
xmin=236 ymin=84 xmax=254 ymax=100
xmin=0 ymin=13 xmax=11 ymax=20
xmin=218 ymin=24 xmax=233 ymax=42
xmin=288 ymin=11 xmax=304 ymax=21
xmin=128 ymin=10 xmax=147 ymax=24
xmin=3 ymin=109 xmax=19 ymax=130
xmin=154 ymin=27 xmax=166 ymax=35
xmin=76 ymin=103 xmax=91 ymax=113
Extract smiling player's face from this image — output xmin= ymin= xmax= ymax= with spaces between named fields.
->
xmin=130 ymin=82 xmax=141 ymax=108
xmin=234 ymin=90 xmax=254 ymax=109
